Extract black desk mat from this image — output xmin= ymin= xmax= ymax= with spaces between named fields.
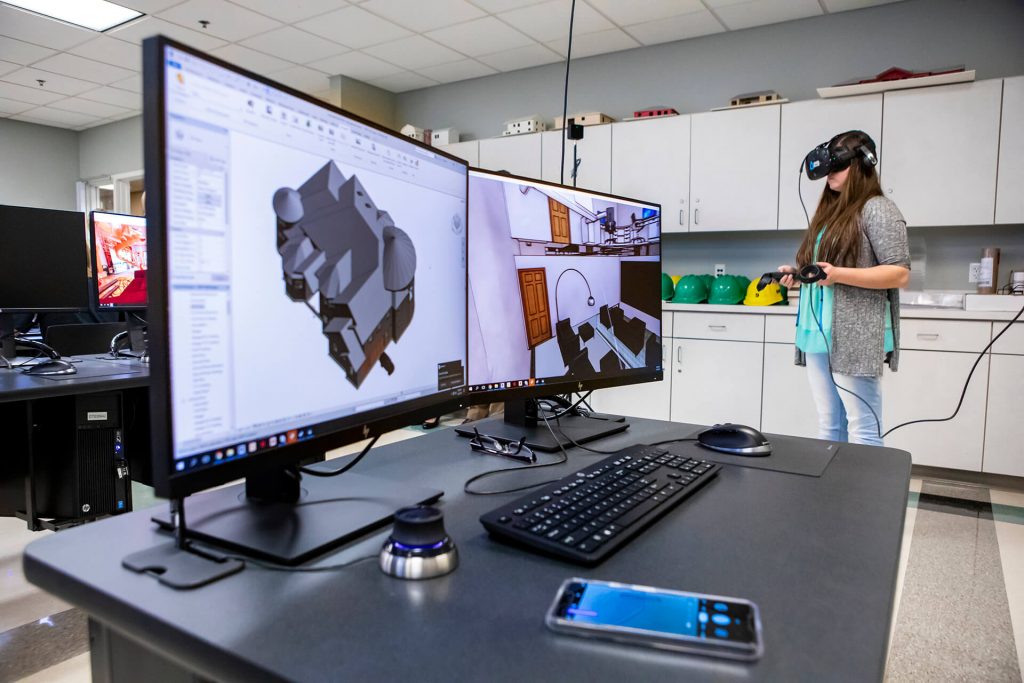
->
xmin=659 ymin=432 xmax=840 ymax=478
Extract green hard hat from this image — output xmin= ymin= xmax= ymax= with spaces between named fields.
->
xmin=734 ymin=275 xmax=751 ymax=291
xmin=661 ymin=273 xmax=675 ymax=300
xmin=697 ymin=274 xmax=715 ymax=290
xmin=671 ymin=275 xmax=709 ymax=304
xmin=708 ymin=274 xmax=747 ymax=305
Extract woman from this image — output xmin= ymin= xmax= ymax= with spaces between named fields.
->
xmin=779 ymin=130 xmax=910 ymax=446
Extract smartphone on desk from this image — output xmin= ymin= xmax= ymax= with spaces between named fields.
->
xmin=545 ymin=578 xmax=763 ymax=661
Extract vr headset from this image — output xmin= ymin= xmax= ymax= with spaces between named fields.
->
xmin=803 ymin=130 xmax=878 ymax=180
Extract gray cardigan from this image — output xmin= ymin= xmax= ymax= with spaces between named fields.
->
xmin=795 ymin=196 xmax=910 ymax=378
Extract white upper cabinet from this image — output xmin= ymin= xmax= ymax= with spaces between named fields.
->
xmin=540 ymin=125 xmax=612 ymax=193
xmin=611 ymin=115 xmax=691 ymax=233
xmin=478 ymin=133 xmax=543 ymax=179
xmin=436 ymin=141 xmax=479 ymax=167
xmin=690 ymin=105 xmax=780 ymax=231
xmin=777 ymin=95 xmax=883 ymax=231
xmin=996 ymin=76 xmax=1024 ymax=224
xmin=881 ymin=80 xmax=1002 ymax=226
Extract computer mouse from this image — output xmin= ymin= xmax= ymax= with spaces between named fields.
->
xmin=22 ymin=359 xmax=78 ymax=376
xmin=696 ymin=423 xmax=772 ymax=457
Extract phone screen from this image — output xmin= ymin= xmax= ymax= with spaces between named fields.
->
xmin=554 ymin=581 xmax=758 ymax=646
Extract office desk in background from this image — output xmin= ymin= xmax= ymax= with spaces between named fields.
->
xmin=0 ymin=358 xmax=150 ymax=530
xmin=24 ymin=418 xmax=910 ymax=682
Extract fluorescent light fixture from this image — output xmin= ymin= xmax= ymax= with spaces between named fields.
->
xmin=3 ymin=0 xmax=142 ymax=32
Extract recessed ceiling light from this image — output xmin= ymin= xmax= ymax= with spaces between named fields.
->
xmin=2 ymin=0 xmax=142 ymax=32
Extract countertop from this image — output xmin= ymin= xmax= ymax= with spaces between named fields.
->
xmin=663 ymin=302 xmax=1024 ymax=322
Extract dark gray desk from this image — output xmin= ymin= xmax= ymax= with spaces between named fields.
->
xmin=24 ymin=419 xmax=911 ymax=682
xmin=1 ymin=358 xmax=150 ymax=529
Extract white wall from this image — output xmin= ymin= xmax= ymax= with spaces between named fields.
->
xmin=0 ymin=119 xmax=79 ymax=210
xmin=78 ymin=116 xmax=142 ymax=180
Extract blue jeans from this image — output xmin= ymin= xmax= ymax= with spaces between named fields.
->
xmin=804 ymin=353 xmax=884 ymax=446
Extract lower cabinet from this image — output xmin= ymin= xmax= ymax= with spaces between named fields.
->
xmin=882 ymin=349 xmax=988 ymax=470
xmin=983 ymin=354 xmax=1024 ymax=477
xmin=589 ymin=339 xmax=672 ymax=421
xmin=670 ymin=338 xmax=763 ymax=428
xmin=760 ymin=343 xmax=820 ymax=439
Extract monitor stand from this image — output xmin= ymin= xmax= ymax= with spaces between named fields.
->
xmin=109 ymin=312 xmax=148 ymax=359
xmin=454 ymin=398 xmax=628 ymax=452
xmin=0 ymin=315 xmax=15 ymax=363
xmin=125 ymin=465 xmax=443 ymax=588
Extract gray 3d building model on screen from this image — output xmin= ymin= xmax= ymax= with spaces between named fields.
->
xmin=273 ymin=161 xmax=417 ymax=388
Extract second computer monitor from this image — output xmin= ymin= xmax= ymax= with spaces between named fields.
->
xmin=91 ymin=211 xmax=148 ymax=309
xmin=467 ymin=170 xmax=662 ymax=397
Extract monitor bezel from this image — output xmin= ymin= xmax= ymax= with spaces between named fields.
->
xmin=89 ymin=210 xmax=149 ymax=311
xmin=464 ymin=167 xmax=664 ymax=405
xmin=0 ymin=204 xmax=91 ymax=314
xmin=143 ymin=36 xmax=469 ymax=499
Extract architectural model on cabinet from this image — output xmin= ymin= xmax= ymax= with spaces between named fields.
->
xmin=273 ymin=161 xmax=417 ymax=389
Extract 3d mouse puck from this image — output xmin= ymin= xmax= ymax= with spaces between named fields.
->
xmin=379 ymin=506 xmax=458 ymax=580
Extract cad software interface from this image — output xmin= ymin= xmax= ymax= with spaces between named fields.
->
xmin=92 ymin=212 xmax=148 ymax=308
xmin=163 ymin=46 xmax=467 ymax=472
xmin=467 ymin=171 xmax=661 ymax=393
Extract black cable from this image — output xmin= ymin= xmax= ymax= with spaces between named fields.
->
xmin=558 ymin=0 xmax=577 ymax=186
xmin=539 ymin=391 xmax=593 ymax=420
xmin=645 ymin=437 xmax=699 ymax=448
xmin=298 ymin=435 xmax=379 ymax=477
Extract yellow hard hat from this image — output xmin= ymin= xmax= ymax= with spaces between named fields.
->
xmin=743 ymin=279 xmax=786 ymax=306
xmin=670 ymin=275 xmax=682 ymax=286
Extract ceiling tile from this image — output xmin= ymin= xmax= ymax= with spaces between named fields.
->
xmin=468 ymin=0 xmax=547 ymax=11
xmin=295 ymin=6 xmax=412 ymax=49
xmin=0 ymin=96 xmax=35 ymax=115
xmin=209 ymin=43 xmax=295 ymax=74
xmin=821 ymin=0 xmax=902 ymax=10
xmin=416 ymin=58 xmax=497 ymax=83
xmin=239 ymin=26 xmax=346 ymax=63
xmin=12 ymin=106 xmax=99 ymax=127
xmin=713 ymin=0 xmax=822 ymax=30
xmin=0 ymin=80 xmax=65 ymax=105
xmin=499 ymin=0 xmax=613 ymax=43
xmin=0 ymin=36 xmax=57 ymax=65
xmin=157 ymin=0 xmax=282 ymax=42
xmin=30 ymin=53 xmax=135 ymax=85
xmin=108 ymin=17 xmax=228 ymax=50
xmin=626 ymin=9 xmax=725 ymax=45
xmin=49 ymin=97 xmax=130 ymax=118
xmin=0 ymin=6 xmax=94 ymax=51
xmin=425 ymin=17 xmax=533 ymax=57
xmin=79 ymin=85 xmax=143 ymax=109
xmin=477 ymin=43 xmax=562 ymax=71
xmin=267 ymin=65 xmax=330 ymax=92
xmin=545 ymin=27 xmax=639 ymax=58
xmin=0 ymin=60 xmax=18 ymax=78
xmin=114 ymin=0 xmax=189 ymax=12
xmin=307 ymin=51 xmax=403 ymax=80
xmin=585 ymin=0 xmax=705 ymax=25
xmin=2 ymin=67 xmax=96 ymax=96
xmin=360 ymin=0 xmax=486 ymax=32
xmin=364 ymin=35 xmax=463 ymax=70
xmin=110 ymin=74 xmax=143 ymax=93
xmin=368 ymin=71 xmax=437 ymax=93
xmin=224 ymin=0 xmax=346 ymax=23
xmin=66 ymin=36 xmax=143 ymax=71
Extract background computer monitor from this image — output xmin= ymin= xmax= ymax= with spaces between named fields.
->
xmin=0 ymin=205 xmax=90 ymax=313
xmin=461 ymin=170 xmax=662 ymax=449
xmin=143 ymin=37 xmax=468 ymax=560
xmin=90 ymin=211 xmax=148 ymax=309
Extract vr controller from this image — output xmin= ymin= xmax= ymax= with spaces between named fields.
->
xmin=756 ymin=264 xmax=826 ymax=291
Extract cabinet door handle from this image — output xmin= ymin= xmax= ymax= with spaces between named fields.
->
xmin=916 ymin=333 xmax=939 ymax=340
xmin=708 ymin=324 xmax=727 ymax=331
xmin=694 ymin=208 xmax=700 ymax=225
xmin=679 ymin=209 xmax=685 ymax=226
xmin=676 ymin=346 xmax=682 ymax=364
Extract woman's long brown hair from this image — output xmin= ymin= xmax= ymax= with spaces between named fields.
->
xmin=796 ymin=131 xmax=883 ymax=268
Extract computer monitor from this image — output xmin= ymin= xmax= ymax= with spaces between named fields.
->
xmin=140 ymin=37 xmax=468 ymax=566
xmin=459 ymin=169 xmax=662 ymax=450
xmin=0 ymin=205 xmax=91 ymax=359
xmin=90 ymin=211 xmax=148 ymax=309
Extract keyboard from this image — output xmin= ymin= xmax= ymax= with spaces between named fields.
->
xmin=479 ymin=444 xmax=720 ymax=565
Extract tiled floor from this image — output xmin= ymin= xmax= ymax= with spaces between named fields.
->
xmin=4 ymin=426 xmax=1023 ymax=682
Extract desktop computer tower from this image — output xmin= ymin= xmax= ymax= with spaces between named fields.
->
xmin=32 ymin=392 xmax=132 ymax=520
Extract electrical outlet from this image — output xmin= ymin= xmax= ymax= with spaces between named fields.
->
xmin=968 ymin=262 xmax=981 ymax=284
xmin=714 ymin=264 xmax=726 ymax=277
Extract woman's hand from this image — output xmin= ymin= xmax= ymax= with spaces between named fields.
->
xmin=777 ymin=265 xmax=799 ymax=289
xmin=816 ymin=262 xmax=843 ymax=286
